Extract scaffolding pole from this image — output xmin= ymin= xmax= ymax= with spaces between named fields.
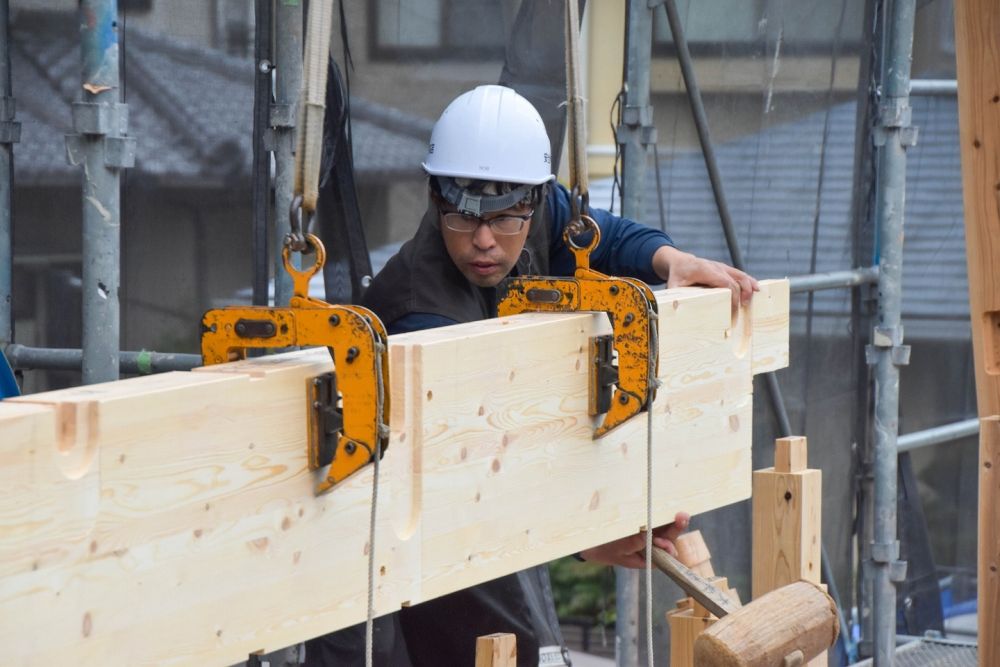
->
xmin=270 ymin=0 xmax=302 ymax=307
xmin=897 ymin=418 xmax=979 ymax=454
xmin=5 ymin=343 xmax=200 ymax=374
xmin=868 ymin=0 xmax=917 ymax=663
xmin=66 ymin=0 xmax=134 ymax=385
xmin=0 ymin=0 xmax=17 ymax=352
xmin=616 ymin=0 xmax=655 ymax=662
xmin=789 ymin=266 xmax=879 ymax=293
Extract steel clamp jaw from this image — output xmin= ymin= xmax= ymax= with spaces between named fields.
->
xmin=201 ymin=234 xmax=390 ymax=494
xmin=498 ymin=217 xmax=659 ymax=438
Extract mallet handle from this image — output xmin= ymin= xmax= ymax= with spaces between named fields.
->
xmin=649 ymin=546 xmax=740 ymax=618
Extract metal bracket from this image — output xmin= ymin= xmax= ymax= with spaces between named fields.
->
xmin=104 ymin=136 xmax=136 ymax=168
xmin=498 ymin=217 xmax=659 ymax=439
xmin=616 ymin=123 xmax=658 ymax=148
xmin=269 ymin=103 xmax=295 ymax=128
xmin=308 ymin=372 xmax=344 ymax=470
xmin=66 ymin=102 xmax=134 ymax=168
xmin=874 ymin=125 xmax=919 ymax=148
xmin=873 ymin=98 xmax=917 ymax=147
xmin=618 ymin=104 xmax=658 ymax=146
xmin=71 ymin=101 xmax=130 ymax=136
xmin=871 ymin=541 xmax=907 ymax=581
xmin=871 ymin=540 xmax=899 ymax=563
xmin=877 ymin=98 xmax=912 ymax=128
xmin=865 ymin=326 xmax=911 ymax=366
xmin=589 ymin=335 xmax=618 ymax=417
xmin=201 ymin=234 xmax=389 ymax=495
xmin=0 ymin=97 xmax=20 ymax=145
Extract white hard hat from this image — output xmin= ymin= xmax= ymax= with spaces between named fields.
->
xmin=422 ymin=85 xmax=555 ymax=186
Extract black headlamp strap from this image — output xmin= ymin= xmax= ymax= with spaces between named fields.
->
xmin=436 ymin=177 xmax=536 ymax=216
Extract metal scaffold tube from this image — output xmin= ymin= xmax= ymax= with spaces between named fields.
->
xmin=0 ymin=0 xmax=18 ymax=351
xmin=909 ymin=79 xmax=957 ymax=96
xmin=789 ymin=266 xmax=879 ymax=293
xmin=67 ymin=0 xmax=134 ymax=385
xmin=617 ymin=0 xmax=655 ymax=662
xmin=271 ymin=1 xmax=302 ymax=307
xmin=869 ymin=0 xmax=917 ymax=662
xmin=897 ymin=418 xmax=980 ymax=454
xmin=6 ymin=344 xmax=201 ymax=374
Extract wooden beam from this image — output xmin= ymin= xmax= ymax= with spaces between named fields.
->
xmin=0 ymin=280 xmax=787 ymax=666
xmin=475 ymin=633 xmax=516 ymax=667
xmin=954 ymin=1 xmax=1000 ymax=662
xmin=752 ymin=436 xmax=823 ymax=666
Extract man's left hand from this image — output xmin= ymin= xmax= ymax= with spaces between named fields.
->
xmin=653 ymin=246 xmax=759 ymax=310
xmin=577 ymin=512 xmax=690 ymax=568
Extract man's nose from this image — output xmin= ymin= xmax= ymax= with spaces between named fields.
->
xmin=471 ymin=221 xmax=497 ymax=249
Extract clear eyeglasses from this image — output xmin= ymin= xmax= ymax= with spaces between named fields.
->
xmin=439 ymin=209 xmax=533 ymax=235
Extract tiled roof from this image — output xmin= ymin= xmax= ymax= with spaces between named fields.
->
xmin=592 ymin=95 xmax=969 ymax=340
xmin=9 ymin=10 xmax=429 ymax=186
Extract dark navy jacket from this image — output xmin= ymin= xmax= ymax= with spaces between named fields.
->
xmin=382 ymin=182 xmax=673 ymax=335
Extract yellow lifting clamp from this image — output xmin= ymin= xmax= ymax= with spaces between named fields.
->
xmin=498 ymin=214 xmax=659 ymax=439
xmin=201 ymin=233 xmax=390 ymax=494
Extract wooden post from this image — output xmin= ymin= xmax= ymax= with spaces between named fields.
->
xmin=752 ymin=436 xmax=823 ymax=666
xmin=666 ymin=529 xmax=739 ymax=667
xmin=475 ymin=633 xmax=516 ymax=667
xmin=954 ymin=1 xmax=1000 ymax=663
xmin=667 ymin=605 xmax=716 ymax=667
xmin=674 ymin=530 xmax=715 ymax=578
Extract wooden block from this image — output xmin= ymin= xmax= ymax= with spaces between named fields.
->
xmin=475 ymin=633 xmax=516 ymax=667
xmin=753 ymin=436 xmax=824 ymax=666
xmin=667 ymin=607 xmax=716 ymax=667
xmin=752 ymin=468 xmax=822 ymax=597
xmin=775 ymin=435 xmax=808 ymax=473
xmin=0 ymin=281 xmax=789 ymax=666
xmin=674 ymin=529 xmax=715 ymax=578
xmin=751 ymin=278 xmax=790 ymax=375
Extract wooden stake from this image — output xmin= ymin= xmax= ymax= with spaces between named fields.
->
xmin=752 ymin=435 xmax=823 ymax=666
xmin=475 ymin=633 xmax=516 ymax=667
xmin=674 ymin=529 xmax=715 ymax=578
xmin=667 ymin=608 xmax=715 ymax=667
xmin=954 ymin=1 xmax=1000 ymax=662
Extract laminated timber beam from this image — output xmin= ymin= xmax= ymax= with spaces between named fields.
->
xmin=954 ymin=0 xmax=1000 ymax=662
xmin=0 ymin=280 xmax=788 ymax=666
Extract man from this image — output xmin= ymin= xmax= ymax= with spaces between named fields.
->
xmin=305 ymin=85 xmax=757 ymax=666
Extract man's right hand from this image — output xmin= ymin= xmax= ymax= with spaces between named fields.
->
xmin=578 ymin=512 xmax=690 ymax=568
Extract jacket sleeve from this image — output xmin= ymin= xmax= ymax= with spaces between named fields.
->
xmin=546 ymin=182 xmax=674 ymax=284
xmin=387 ymin=312 xmax=458 ymax=335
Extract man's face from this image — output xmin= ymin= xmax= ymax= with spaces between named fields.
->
xmin=439 ymin=202 xmax=533 ymax=287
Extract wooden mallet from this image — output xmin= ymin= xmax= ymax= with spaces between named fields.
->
xmin=650 ymin=547 xmax=839 ymax=667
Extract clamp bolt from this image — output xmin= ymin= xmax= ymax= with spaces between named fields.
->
xmin=329 ymin=314 xmax=341 ymax=326
xmin=609 ymin=285 xmax=620 ymax=295
xmin=618 ymin=393 xmax=629 ymax=405
xmin=346 ymin=347 xmax=360 ymax=363
xmin=623 ymin=313 xmax=634 ymax=326
xmin=235 ymin=322 xmax=246 ymax=336
xmin=344 ymin=442 xmax=357 ymax=455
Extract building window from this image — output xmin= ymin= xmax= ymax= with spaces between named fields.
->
xmin=652 ymin=0 xmax=865 ymax=56
xmin=371 ymin=0 xmax=519 ymax=61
